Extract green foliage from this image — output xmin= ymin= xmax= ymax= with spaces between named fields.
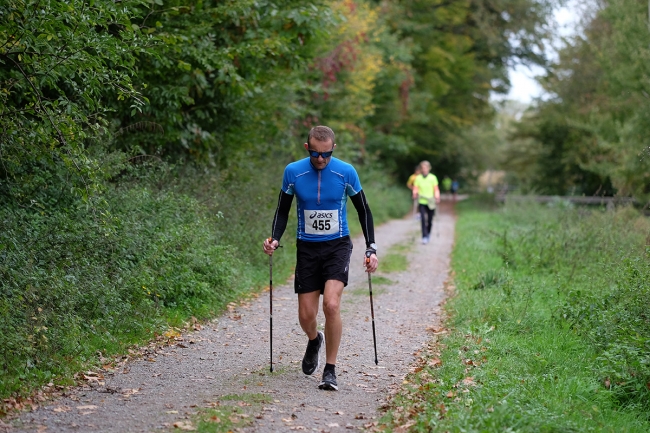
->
xmin=0 ymin=164 xmax=241 ymax=398
xmin=113 ymin=0 xmax=333 ymax=161
xmin=512 ymin=0 xmax=650 ymax=201
xmin=0 ymin=0 xmax=148 ymax=205
xmin=373 ymin=0 xmax=554 ymax=181
xmin=1 ymin=0 xmax=557 ymax=207
xmin=379 ymin=198 xmax=650 ymax=431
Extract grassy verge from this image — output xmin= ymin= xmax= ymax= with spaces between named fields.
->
xmin=177 ymin=393 xmax=273 ymax=433
xmin=0 ymin=156 xmax=410 ymax=413
xmin=378 ymin=196 xmax=650 ymax=432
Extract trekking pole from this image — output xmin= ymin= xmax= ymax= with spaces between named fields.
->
xmin=365 ymin=250 xmax=379 ymax=365
xmin=267 ymin=238 xmax=274 ymax=373
xmin=267 ymin=238 xmax=283 ymax=373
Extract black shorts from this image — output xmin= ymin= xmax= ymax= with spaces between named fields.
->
xmin=294 ymin=236 xmax=353 ymax=294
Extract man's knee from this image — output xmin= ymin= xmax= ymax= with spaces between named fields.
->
xmin=299 ymin=304 xmax=317 ymax=323
xmin=322 ymin=297 xmax=340 ymax=318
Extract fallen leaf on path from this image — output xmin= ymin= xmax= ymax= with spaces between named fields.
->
xmin=328 ymin=423 xmax=340 ymax=427
xmin=164 ymin=328 xmax=181 ymax=339
xmin=76 ymin=405 xmax=98 ymax=410
xmin=52 ymin=406 xmax=71 ymax=412
xmin=426 ymin=326 xmax=448 ymax=335
xmin=173 ymin=421 xmax=196 ymax=430
xmin=121 ymin=388 xmax=140 ymax=397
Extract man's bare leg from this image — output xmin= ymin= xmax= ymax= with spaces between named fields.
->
xmin=298 ymin=290 xmax=321 ymax=340
xmin=322 ymin=280 xmax=344 ymax=365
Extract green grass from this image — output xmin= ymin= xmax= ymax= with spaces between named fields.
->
xmin=178 ymin=393 xmax=274 ymax=433
xmin=374 ymin=238 xmax=413 ymax=275
xmin=379 ymin=197 xmax=650 ymax=432
xmin=219 ymin=393 xmax=273 ymax=403
xmin=381 ymin=252 xmax=409 ymax=274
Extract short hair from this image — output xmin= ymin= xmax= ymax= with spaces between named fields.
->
xmin=419 ymin=160 xmax=431 ymax=170
xmin=307 ymin=126 xmax=335 ymax=147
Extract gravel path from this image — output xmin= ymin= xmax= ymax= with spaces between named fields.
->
xmin=8 ymin=202 xmax=455 ymax=432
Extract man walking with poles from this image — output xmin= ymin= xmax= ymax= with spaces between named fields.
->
xmin=263 ymin=126 xmax=378 ymax=391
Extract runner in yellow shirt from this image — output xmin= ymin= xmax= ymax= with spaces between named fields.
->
xmin=411 ymin=160 xmax=440 ymax=244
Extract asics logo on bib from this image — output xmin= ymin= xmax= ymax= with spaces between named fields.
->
xmin=304 ymin=209 xmax=339 ymax=235
xmin=309 ymin=211 xmax=334 ymax=219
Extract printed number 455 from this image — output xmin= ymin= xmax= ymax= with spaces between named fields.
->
xmin=312 ymin=220 xmax=331 ymax=230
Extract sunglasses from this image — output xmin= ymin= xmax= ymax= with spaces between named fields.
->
xmin=307 ymin=149 xmax=334 ymax=158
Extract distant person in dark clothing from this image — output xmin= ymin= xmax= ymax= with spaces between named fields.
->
xmin=451 ymin=179 xmax=459 ymax=202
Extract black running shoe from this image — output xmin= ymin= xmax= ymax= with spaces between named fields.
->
xmin=301 ymin=331 xmax=324 ymax=375
xmin=318 ymin=369 xmax=338 ymax=391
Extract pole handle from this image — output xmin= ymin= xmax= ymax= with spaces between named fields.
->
xmin=267 ymin=237 xmax=282 ymax=250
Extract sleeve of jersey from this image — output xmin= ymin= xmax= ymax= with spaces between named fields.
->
xmin=271 ymin=191 xmax=294 ymax=242
xmin=350 ymin=190 xmax=375 ymax=248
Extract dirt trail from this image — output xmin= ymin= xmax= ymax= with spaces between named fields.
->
xmin=8 ymin=202 xmax=455 ymax=432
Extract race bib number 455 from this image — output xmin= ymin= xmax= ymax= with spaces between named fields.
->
xmin=304 ymin=209 xmax=339 ymax=235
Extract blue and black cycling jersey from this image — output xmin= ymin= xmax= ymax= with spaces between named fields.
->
xmin=271 ymin=157 xmax=375 ymax=247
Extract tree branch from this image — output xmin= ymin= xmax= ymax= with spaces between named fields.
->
xmin=3 ymin=52 xmax=93 ymax=204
